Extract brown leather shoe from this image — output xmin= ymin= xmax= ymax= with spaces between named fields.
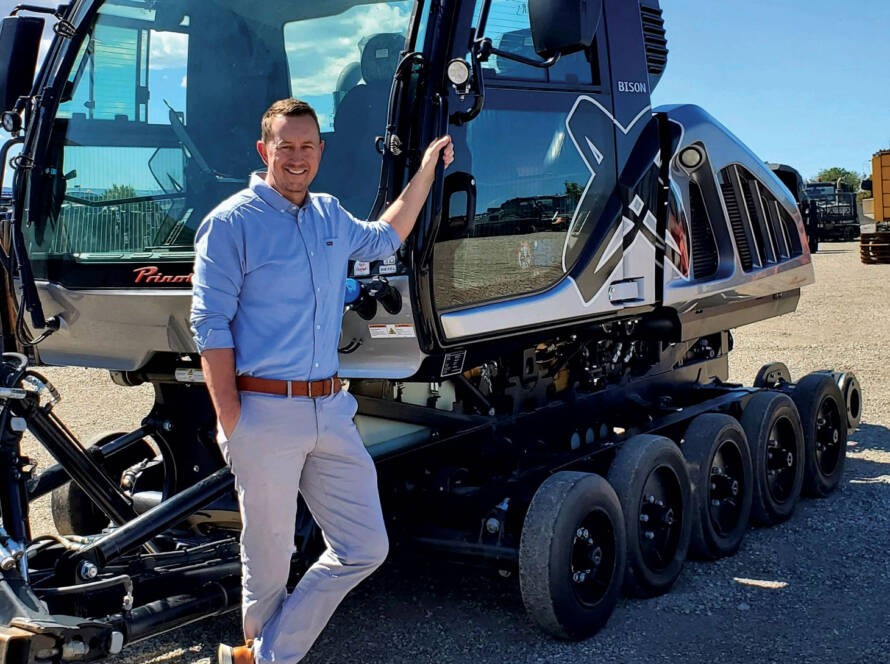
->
xmin=218 ymin=641 xmax=254 ymax=664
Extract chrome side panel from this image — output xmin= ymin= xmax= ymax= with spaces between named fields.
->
xmin=31 ymin=276 xmax=426 ymax=377
xmin=31 ymin=282 xmax=193 ymax=370
xmin=658 ymin=104 xmax=814 ymax=318
xmin=439 ymin=270 xmax=620 ymax=340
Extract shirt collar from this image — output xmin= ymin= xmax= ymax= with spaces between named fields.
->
xmin=249 ymin=172 xmax=313 ymax=215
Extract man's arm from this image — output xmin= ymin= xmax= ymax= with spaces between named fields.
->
xmin=190 ymin=215 xmax=244 ymax=437
xmin=380 ymin=135 xmax=454 ymax=241
xmin=201 ymin=349 xmax=240 ymax=437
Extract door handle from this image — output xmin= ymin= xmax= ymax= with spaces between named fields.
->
xmin=441 ymin=171 xmax=477 ymax=239
xmin=608 ymin=278 xmax=643 ymax=304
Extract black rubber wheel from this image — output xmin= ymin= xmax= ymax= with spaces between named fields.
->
xmin=740 ymin=392 xmax=805 ymax=525
xmin=791 ymin=373 xmax=848 ymax=497
xmin=753 ymin=362 xmax=792 ymax=389
xmin=682 ymin=414 xmax=753 ymax=559
xmin=606 ymin=435 xmax=691 ymax=597
xmin=51 ymin=431 xmax=155 ymax=535
xmin=519 ymin=471 xmax=626 ymax=640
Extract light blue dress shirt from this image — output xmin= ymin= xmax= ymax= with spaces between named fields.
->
xmin=190 ymin=173 xmax=401 ymax=380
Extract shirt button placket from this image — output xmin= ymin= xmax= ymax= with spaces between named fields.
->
xmin=296 ymin=204 xmax=321 ymax=379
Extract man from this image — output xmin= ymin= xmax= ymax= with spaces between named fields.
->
xmin=190 ymin=98 xmax=453 ymax=664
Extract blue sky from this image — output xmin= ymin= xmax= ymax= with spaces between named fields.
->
xmin=651 ymin=0 xmax=890 ymax=179
xmin=2 ymin=0 xmax=887 ymax=184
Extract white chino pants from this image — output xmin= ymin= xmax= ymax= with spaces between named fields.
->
xmin=217 ymin=388 xmax=388 ymax=664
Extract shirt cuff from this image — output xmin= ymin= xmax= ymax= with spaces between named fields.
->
xmin=193 ymin=327 xmax=235 ymax=353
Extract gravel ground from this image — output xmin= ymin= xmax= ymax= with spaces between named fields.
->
xmin=19 ymin=241 xmax=890 ymax=663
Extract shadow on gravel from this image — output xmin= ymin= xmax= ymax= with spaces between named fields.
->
xmin=844 ymin=422 xmax=890 ymax=478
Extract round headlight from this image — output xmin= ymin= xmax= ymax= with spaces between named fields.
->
xmin=1 ymin=112 xmax=21 ymax=134
xmin=446 ymin=59 xmax=471 ymax=87
xmin=679 ymin=146 xmax=704 ymax=170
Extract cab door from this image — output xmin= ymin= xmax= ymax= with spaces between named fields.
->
xmin=428 ymin=0 xmax=626 ymax=342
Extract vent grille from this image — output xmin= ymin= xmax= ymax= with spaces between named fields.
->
xmin=720 ymin=165 xmax=803 ymax=272
xmin=689 ymin=181 xmax=718 ymax=278
xmin=741 ymin=180 xmax=770 ymax=264
xmin=640 ymin=6 xmax=669 ymax=76
xmin=720 ymin=179 xmax=753 ymax=271
xmin=779 ymin=203 xmax=803 ymax=255
xmin=759 ymin=182 xmax=792 ymax=259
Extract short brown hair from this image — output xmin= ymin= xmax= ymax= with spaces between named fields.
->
xmin=261 ymin=98 xmax=321 ymax=143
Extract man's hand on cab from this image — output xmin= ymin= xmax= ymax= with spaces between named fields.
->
xmin=419 ymin=135 xmax=454 ymax=180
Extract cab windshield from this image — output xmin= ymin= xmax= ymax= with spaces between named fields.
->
xmin=805 ymin=184 xmax=836 ymax=200
xmin=27 ymin=0 xmax=416 ymax=265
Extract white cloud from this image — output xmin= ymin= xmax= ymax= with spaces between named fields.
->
xmin=149 ymin=31 xmax=188 ymax=70
xmin=284 ymin=3 xmax=411 ymax=97
xmin=180 ymin=75 xmax=187 ymax=88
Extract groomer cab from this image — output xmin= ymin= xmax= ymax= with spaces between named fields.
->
xmin=4 ymin=0 xmax=810 ymax=383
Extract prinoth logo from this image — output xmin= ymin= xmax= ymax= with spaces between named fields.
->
xmin=617 ymin=81 xmax=648 ymax=94
xmin=133 ymin=266 xmax=193 ymax=284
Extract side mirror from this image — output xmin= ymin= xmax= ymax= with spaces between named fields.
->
xmin=528 ymin=0 xmax=602 ymax=59
xmin=0 ymin=16 xmax=44 ymax=113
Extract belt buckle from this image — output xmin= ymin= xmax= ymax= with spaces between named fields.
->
xmin=287 ymin=381 xmax=293 ymax=398
xmin=307 ymin=381 xmax=312 ymax=399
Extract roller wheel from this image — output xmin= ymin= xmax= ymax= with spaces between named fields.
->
xmin=682 ymin=414 xmax=753 ymax=559
xmin=606 ymin=435 xmax=691 ymax=597
xmin=838 ymin=372 xmax=862 ymax=435
xmin=740 ymin=392 xmax=805 ymax=524
xmin=792 ymin=373 xmax=848 ymax=497
xmin=519 ymin=471 xmax=626 ymax=640
xmin=753 ymin=362 xmax=792 ymax=389
xmin=51 ymin=431 xmax=155 ymax=535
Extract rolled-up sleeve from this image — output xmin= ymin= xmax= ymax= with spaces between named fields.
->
xmin=190 ymin=215 xmax=243 ymax=353
xmin=341 ymin=202 xmax=401 ymax=261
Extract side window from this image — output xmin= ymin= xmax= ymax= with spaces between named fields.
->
xmin=433 ymin=92 xmax=591 ymax=310
xmin=58 ymin=17 xmax=188 ymax=124
xmin=41 ymin=8 xmax=192 ymax=257
xmin=284 ymin=1 xmax=414 ymax=216
xmin=283 ymin=2 xmax=413 ymax=133
xmin=473 ymin=0 xmax=594 ymax=85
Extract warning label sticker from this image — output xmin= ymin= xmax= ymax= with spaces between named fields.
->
xmin=369 ymin=323 xmax=416 ymax=339
xmin=175 ymin=368 xmax=205 ymax=383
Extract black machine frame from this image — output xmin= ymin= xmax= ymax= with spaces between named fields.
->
xmin=0 ymin=328 xmax=861 ymax=660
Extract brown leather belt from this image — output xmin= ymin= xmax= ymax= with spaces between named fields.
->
xmin=236 ymin=375 xmax=341 ymax=398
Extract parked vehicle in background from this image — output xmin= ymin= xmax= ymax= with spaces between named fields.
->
xmin=870 ymin=150 xmax=890 ymax=226
xmin=806 ymin=181 xmax=861 ymax=242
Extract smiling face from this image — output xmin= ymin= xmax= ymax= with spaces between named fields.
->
xmin=256 ymin=114 xmax=324 ymax=206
